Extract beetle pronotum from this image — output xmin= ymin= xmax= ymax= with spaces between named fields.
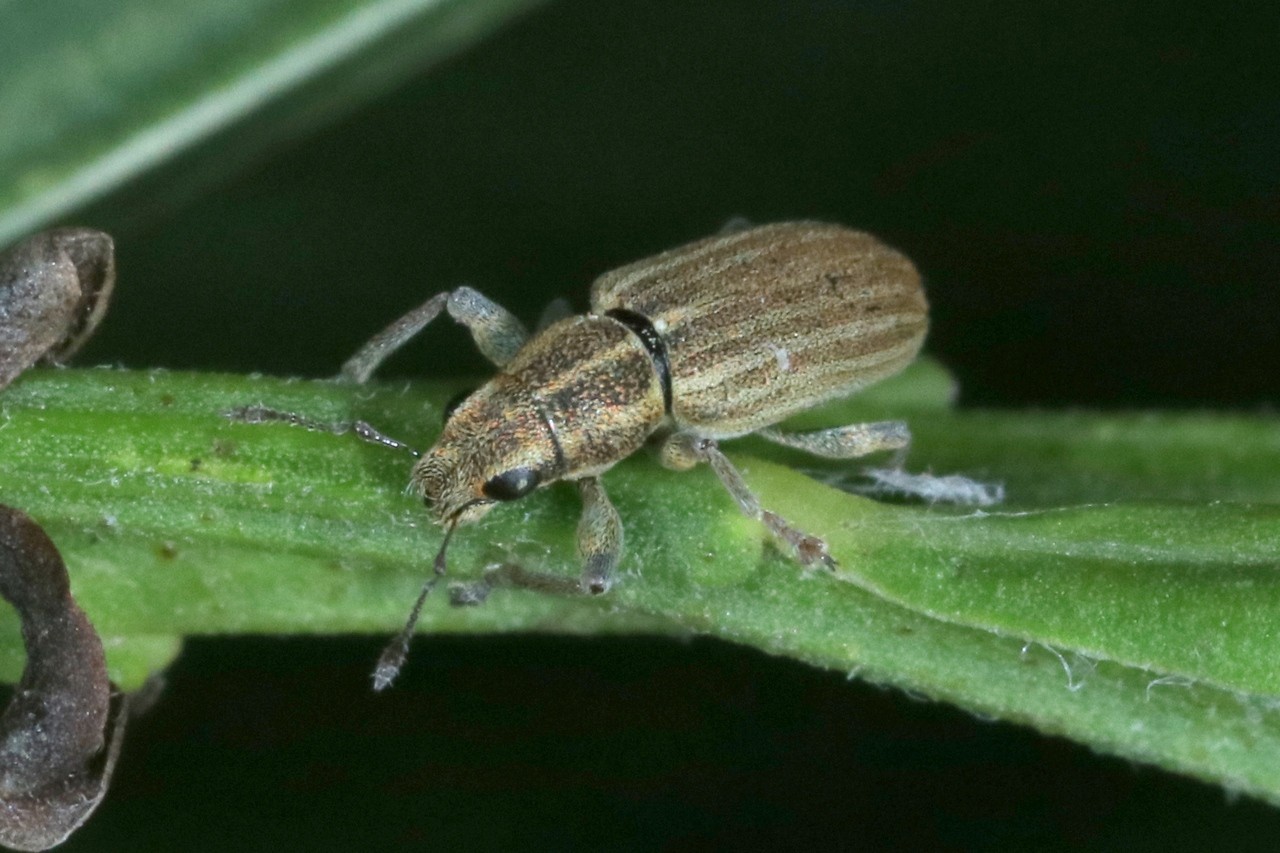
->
xmin=238 ymin=221 xmax=927 ymax=688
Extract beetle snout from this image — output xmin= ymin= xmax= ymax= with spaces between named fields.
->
xmin=411 ymin=451 xmax=452 ymax=520
xmin=421 ymin=487 xmax=439 ymax=513
xmin=411 ymin=446 xmax=492 ymax=527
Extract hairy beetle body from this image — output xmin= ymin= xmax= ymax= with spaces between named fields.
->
xmin=418 ymin=222 xmax=928 ymax=526
xmin=239 ymin=220 xmax=929 ymax=688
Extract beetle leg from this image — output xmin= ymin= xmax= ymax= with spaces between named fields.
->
xmin=717 ymin=215 xmax=754 ymax=234
xmin=757 ymin=420 xmax=910 ymax=462
xmin=339 ymin=286 xmax=528 ymax=382
xmin=224 ymin=405 xmax=421 ymax=456
xmin=449 ymin=477 xmax=622 ymax=605
xmin=449 ymin=562 xmax=582 ymax=606
xmin=445 ymin=287 xmax=529 ymax=368
xmin=229 ymin=289 xmax=529 ymax=446
xmin=230 ymin=290 xmax=525 ymax=453
xmin=575 ymin=476 xmax=623 ymax=594
xmin=656 ymin=430 xmax=701 ymax=470
xmin=535 ymin=297 xmax=573 ymax=331
xmin=659 ymin=432 xmax=835 ymax=568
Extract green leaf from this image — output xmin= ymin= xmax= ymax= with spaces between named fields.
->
xmin=0 ymin=0 xmax=547 ymax=247
xmin=1 ymin=361 xmax=1278 ymax=802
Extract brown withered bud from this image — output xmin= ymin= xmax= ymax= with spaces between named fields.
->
xmin=0 ymin=505 xmax=124 ymax=851
xmin=0 ymin=229 xmax=116 ymax=391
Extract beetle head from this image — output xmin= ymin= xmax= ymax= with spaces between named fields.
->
xmin=411 ymin=385 xmax=559 ymax=528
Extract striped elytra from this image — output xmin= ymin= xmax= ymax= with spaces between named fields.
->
xmin=590 ymin=222 xmax=928 ymax=437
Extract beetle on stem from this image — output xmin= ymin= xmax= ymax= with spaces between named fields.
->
xmin=236 ymin=221 xmax=928 ymax=688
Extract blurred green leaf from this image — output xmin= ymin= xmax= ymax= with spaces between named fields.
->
xmin=0 ymin=361 xmax=1278 ymax=801
xmin=0 ymin=0 xmax=547 ymax=247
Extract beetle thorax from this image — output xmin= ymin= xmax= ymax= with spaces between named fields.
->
xmin=412 ymin=314 xmax=671 ymax=525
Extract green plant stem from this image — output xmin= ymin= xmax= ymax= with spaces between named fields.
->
xmin=0 ymin=363 xmax=1278 ymax=801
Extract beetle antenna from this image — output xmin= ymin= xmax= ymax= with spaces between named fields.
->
xmin=371 ymin=519 xmax=459 ymax=691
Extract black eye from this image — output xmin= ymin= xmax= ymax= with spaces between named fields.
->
xmin=442 ymin=388 xmax=475 ymax=424
xmin=481 ymin=467 xmax=541 ymax=502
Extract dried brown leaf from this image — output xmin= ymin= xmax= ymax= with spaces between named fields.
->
xmin=0 ymin=506 xmax=123 ymax=852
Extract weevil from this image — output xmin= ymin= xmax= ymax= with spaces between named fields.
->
xmin=237 ymin=221 xmax=927 ymax=687
xmin=0 ymin=228 xmax=116 ymax=391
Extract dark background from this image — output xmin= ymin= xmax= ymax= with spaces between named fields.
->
xmin=56 ymin=0 xmax=1280 ymax=849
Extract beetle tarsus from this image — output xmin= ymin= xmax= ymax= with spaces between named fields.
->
xmin=758 ymin=420 xmax=910 ymax=460
xmin=448 ymin=563 xmax=588 ymax=606
xmin=226 ymin=406 xmax=421 ymax=457
xmin=762 ymin=510 xmax=837 ymax=569
xmin=575 ymin=477 xmax=621 ymax=595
